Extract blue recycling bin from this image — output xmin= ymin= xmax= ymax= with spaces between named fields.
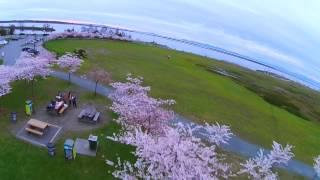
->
xmin=64 ymin=139 xmax=76 ymax=160
xmin=47 ymin=143 xmax=56 ymax=156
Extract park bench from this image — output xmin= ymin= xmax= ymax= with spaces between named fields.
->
xmin=78 ymin=109 xmax=86 ymax=119
xmin=25 ymin=127 xmax=43 ymax=136
xmin=93 ymin=112 xmax=100 ymax=122
xmin=58 ymin=104 xmax=69 ymax=115
xmin=25 ymin=119 xmax=48 ymax=136
xmin=78 ymin=106 xmax=100 ymax=124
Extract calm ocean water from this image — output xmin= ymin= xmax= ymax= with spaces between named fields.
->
xmin=1 ymin=21 xmax=319 ymax=89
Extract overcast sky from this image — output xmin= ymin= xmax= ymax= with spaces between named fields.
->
xmin=1 ymin=0 xmax=319 ymax=83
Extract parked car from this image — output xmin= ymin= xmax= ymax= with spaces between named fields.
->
xmin=22 ymin=47 xmax=39 ymax=56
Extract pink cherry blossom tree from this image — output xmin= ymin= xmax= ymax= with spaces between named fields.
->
xmin=14 ymin=52 xmax=52 ymax=98
xmin=88 ymin=67 xmax=112 ymax=96
xmin=108 ymin=75 xmax=234 ymax=178
xmin=37 ymin=45 xmax=56 ymax=63
xmin=56 ymin=53 xmax=83 ymax=83
xmin=108 ymin=74 xmax=175 ymax=135
xmin=239 ymin=141 xmax=294 ymax=180
xmin=0 ymin=65 xmax=16 ymax=97
xmin=109 ymin=122 xmax=234 ymax=179
xmin=313 ymin=155 xmax=320 ymax=179
xmin=47 ymin=30 xmax=131 ymax=41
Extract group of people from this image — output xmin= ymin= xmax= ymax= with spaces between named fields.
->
xmin=60 ymin=91 xmax=77 ymax=108
xmin=46 ymin=91 xmax=78 ymax=115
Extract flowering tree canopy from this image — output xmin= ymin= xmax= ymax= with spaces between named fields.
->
xmin=47 ymin=30 xmax=131 ymax=41
xmin=37 ymin=46 xmax=56 ymax=63
xmin=57 ymin=53 xmax=83 ymax=73
xmin=14 ymin=52 xmax=52 ymax=81
xmin=108 ymin=75 xmax=235 ymax=179
xmin=88 ymin=67 xmax=112 ymax=96
xmin=0 ymin=65 xmax=16 ymax=97
xmin=0 ymin=50 xmax=53 ymax=97
xmin=109 ymin=74 xmax=175 ymax=134
xmin=239 ymin=141 xmax=294 ymax=180
xmin=314 ymin=155 xmax=320 ymax=178
xmin=200 ymin=122 xmax=233 ymax=145
xmin=110 ymin=123 xmax=233 ymax=179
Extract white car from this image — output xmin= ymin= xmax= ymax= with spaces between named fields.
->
xmin=0 ymin=40 xmax=8 ymax=45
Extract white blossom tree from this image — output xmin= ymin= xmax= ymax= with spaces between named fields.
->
xmin=88 ymin=67 xmax=112 ymax=96
xmin=14 ymin=52 xmax=52 ymax=98
xmin=56 ymin=53 xmax=83 ymax=83
xmin=107 ymin=74 xmax=235 ymax=179
xmin=0 ymin=65 xmax=16 ymax=97
xmin=108 ymin=74 xmax=175 ymax=135
xmin=109 ymin=123 xmax=234 ymax=179
xmin=239 ymin=141 xmax=294 ymax=180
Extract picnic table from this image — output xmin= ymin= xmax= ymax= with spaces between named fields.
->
xmin=78 ymin=105 xmax=100 ymax=123
xmin=25 ymin=119 xmax=49 ymax=136
xmin=47 ymin=95 xmax=69 ymax=115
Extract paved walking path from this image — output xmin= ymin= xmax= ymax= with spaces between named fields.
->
xmin=51 ymin=71 xmax=317 ymax=179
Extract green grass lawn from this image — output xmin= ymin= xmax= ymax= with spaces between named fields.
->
xmin=0 ymin=78 xmax=135 ymax=179
xmin=45 ymin=39 xmax=320 ymax=164
xmin=0 ymin=55 xmax=305 ymax=179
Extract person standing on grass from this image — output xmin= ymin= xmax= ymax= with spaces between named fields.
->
xmin=72 ymin=95 xmax=77 ymax=108
xmin=68 ymin=91 xmax=72 ymax=106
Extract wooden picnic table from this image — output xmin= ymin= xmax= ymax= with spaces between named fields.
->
xmin=25 ymin=119 xmax=49 ymax=136
xmin=27 ymin=119 xmax=49 ymax=130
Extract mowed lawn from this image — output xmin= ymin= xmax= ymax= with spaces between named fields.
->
xmin=45 ymin=39 xmax=320 ymax=164
xmin=0 ymin=78 xmax=135 ymax=179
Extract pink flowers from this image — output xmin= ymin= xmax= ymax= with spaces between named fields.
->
xmin=111 ymin=123 xmax=234 ymax=179
xmin=0 ymin=50 xmax=53 ymax=97
xmin=239 ymin=141 xmax=294 ymax=180
xmin=108 ymin=74 xmax=298 ymax=179
xmin=109 ymin=74 xmax=175 ymax=134
xmin=57 ymin=53 xmax=83 ymax=73
xmin=108 ymin=74 xmax=235 ymax=179
xmin=314 ymin=155 xmax=320 ymax=178
xmin=0 ymin=47 xmax=82 ymax=97
xmin=0 ymin=65 xmax=15 ymax=97
xmin=47 ymin=30 xmax=131 ymax=41
xmin=56 ymin=53 xmax=83 ymax=83
xmin=14 ymin=52 xmax=52 ymax=81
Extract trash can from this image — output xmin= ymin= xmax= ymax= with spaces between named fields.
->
xmin=47 ymin=143 xmax=56 ymax=156
xmin=88 ymin=135 xmax=98 ymax=150
xmin=10 ymin=112 xmax=17 ymax=123
xmin=25 ymin=100 xmax=33 ymax=116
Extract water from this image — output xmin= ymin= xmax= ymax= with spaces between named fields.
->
xmin=1 ymin=21 xmax=319 ymax=89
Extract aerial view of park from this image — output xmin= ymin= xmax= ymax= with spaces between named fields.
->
xmin=0 ymin=1 xmax=319 ymax=180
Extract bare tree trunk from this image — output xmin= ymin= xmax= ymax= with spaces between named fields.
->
xmin=94 ymin=81 xmax=98 ymax=96
xmin=68 ymin=72 xmax=71 ymax=84
xmin=31 ymin=79 xmax=34 ymax=100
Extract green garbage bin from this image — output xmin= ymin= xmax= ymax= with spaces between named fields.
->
xmin=25 ymin=100 xmax=33 ymax=116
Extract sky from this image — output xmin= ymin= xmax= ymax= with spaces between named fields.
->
xmin=1 ymin=0 xmax=319 ymax=84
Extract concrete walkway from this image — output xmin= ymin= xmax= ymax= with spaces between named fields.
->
xmin=51 ymin=71 xmax=317 ymax=179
